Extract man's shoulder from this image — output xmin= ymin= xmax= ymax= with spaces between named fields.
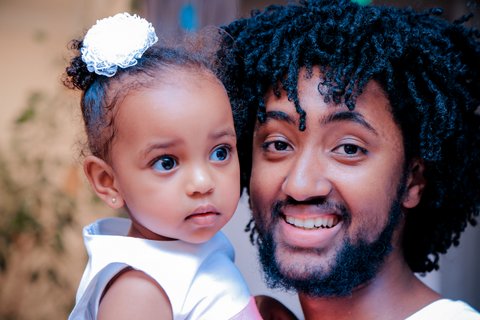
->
xmin=407 ymin=299 xmax=480 ymax=320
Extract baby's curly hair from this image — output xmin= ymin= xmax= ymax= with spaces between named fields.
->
xmin=216 ymin=0 xmax=480 ymax=273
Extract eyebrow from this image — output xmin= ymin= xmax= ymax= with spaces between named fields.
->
xmin=263 ymin=109 xmax=377 ymax=135
xmin=142 ymin=129 xmax=236 ymax=158
xmin=143 ymin=140 xmax=180 ymax=157
xmin=321 ymin=111 xmax=378 ymax=135
xmin=264 ymin=111 xmax=296 ymax=125
xmin=209 ymin=128 xmax=237 ymax=140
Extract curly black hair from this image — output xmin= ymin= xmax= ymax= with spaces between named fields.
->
xmin=216 ymin=0 xmax=480 ymax=273
xmin=63 ymin=37 xmax=217 ymax=162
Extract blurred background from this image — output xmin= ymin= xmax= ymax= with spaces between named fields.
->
xmin=0 ymin=0 xmax=478 ymax=319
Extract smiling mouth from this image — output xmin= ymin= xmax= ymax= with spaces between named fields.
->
xmin=284 ymin=215 xmax=340 ymax=230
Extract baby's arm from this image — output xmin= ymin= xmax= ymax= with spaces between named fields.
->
xmin=98 ymin=269 xmax=172 ymax=320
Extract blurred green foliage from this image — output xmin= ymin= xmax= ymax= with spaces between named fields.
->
xmin=0 ymin=90 xmax=79 ymax=319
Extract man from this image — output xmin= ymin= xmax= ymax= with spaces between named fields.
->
xmin=217 ymin=0 xmax=480 ymax=319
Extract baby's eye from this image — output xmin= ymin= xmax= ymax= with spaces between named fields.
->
xmin=152 ymin=155 xmax=177 ymax=172
xmin=210 ymin=145 xmax=231 ymax=162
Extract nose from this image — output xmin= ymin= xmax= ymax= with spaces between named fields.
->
xmin=186 ymin=164 xmax=215 ymax=196
xmin=281 ymin=149 xmax=332 ymax=202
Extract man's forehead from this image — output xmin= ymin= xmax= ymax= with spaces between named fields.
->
xmin=259 ymin=77 xmax=395 ymax=136
xmin=264 ymin=76 xmax=391 ymax=110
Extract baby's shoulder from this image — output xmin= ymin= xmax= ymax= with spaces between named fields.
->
xmin=97 ymin=269 xmax=172 ymax=320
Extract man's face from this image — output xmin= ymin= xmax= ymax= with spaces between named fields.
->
xmin=249 ymin=68 xmax=408 ymax=296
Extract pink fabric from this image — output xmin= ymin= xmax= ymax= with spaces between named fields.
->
xmin=230 ymin=297 xmax=263 ymax=320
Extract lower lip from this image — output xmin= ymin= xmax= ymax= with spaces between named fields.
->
xmin=186 ymin=212 xmax=219 ymax=227
xmin=276 ymin=217 xmax=342 ymax=249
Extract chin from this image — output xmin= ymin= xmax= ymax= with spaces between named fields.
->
xmin=256 ymin=206 xmax=400 ymax=297
xmin=273 ymin=243 xmax=337 ymax=280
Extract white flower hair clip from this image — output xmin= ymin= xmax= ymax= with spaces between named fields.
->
xmin=81 ymin=12 xmax=158 ymax=77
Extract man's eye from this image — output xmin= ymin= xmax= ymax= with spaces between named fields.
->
xmin=152 ymin=156 xmax=177 ymax=172
xmin=210 ymin=146 xmax=230 ymax=162
xmin=343 ymin=144 xmax=359 ymax=155
xmin=334 ymin=144 xmax=367 ymax=156
xmin=262 ymin=140 xmax=291 ymax=151
xmin=274 ymin=141 xmax=289 ymax=151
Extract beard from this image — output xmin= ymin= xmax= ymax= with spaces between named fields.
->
xmin=252 ymin=175 xmax=407 ymax=298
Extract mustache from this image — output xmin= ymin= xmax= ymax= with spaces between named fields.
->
xmin=271 ymin=196 xmax=350 ymax=221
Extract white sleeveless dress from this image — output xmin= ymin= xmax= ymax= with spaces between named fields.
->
xmin=68 ymin=217 xmax=261 ymax=320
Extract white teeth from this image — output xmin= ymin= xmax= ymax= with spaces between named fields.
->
xmin=304 ymin=219 xmax=315 ymax=229
xmin=285 ymin=215 xmax=339 ymax=230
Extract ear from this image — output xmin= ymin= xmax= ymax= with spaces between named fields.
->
xmin=83 ymin=155 xmax=125 ymax=209
xmin=402 ymin=158 xmax=426 ymax=209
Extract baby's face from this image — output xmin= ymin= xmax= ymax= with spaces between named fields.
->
xmin=110 ymin=69 xmax=240 ymax=243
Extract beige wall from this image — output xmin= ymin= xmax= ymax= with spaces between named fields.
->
xmin=0 ymin=1 xmax=131 ymax=318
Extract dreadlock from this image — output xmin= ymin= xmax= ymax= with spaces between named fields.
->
xmin=216 ymin=0 xmax=480 ymax=273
